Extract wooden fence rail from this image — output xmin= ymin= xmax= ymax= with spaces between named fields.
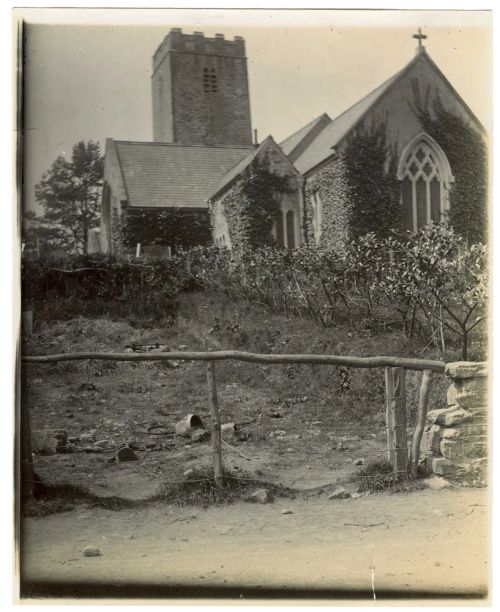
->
xmin=22 ymin=350 xmax=445 ymax=373
xmin=20 ymin=351 xmax=442 ymax=491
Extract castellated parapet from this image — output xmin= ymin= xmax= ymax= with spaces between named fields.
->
xmin=153 ymin=29 xmax=247 ymax=73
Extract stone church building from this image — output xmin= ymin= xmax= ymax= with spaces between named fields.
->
xmin=96 ymin=28 xmax=485 ymax=255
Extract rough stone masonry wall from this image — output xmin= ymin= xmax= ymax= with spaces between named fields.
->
xmin=304 ymin=157 xmax=352 ymax=251
xmin=420 ymin=362 xmax=488 ymax=486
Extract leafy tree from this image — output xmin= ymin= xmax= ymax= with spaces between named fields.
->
xmin=35 ymin=141 xmax=104 ymax=254
xmin=22 ymin=210 xmax=74 ymax=254
xmin=400 ymin=224 xmax=487 ymax=360
xmin=353 ymin=224 xmax=487 ymax=360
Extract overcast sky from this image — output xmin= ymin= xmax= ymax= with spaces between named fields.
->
xmin=21 ymin=8 xmax=492 ymax=214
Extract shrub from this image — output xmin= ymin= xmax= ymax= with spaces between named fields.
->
xmin=21 ymin=253 xmax=192 ymax=324
xmin=178 ymin=223 xmax=487 ymax=361
xmin=22 ymin=224 xmax=487 ymax=362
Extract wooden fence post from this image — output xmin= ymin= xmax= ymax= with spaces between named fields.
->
xmin=385 ymin=366 xmax=408 ymax=478
xmin=206 ymin=361 xmax=224 ymax=488
xmin=20 ymin=367 xmax=34 ymax=503
xmin=22 ymin=310 xmax=33 ymax=336
xmin=384 ymin=367 xmax=395 ymax=464
xmin=410 ymin=369 xmax=433 ymax=478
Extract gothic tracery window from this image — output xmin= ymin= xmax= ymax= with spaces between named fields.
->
xmin=397 ymin=133 xmax=454 ymax=232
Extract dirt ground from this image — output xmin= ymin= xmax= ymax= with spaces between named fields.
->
xmin=23 ymin=316 xmax=394 ymax=499
xmin=23 ymin=294 xmax=449 ymax=499
xmin=21 ymin=487 xmax=489 ymax=602
xmin=20 ymin=296 xmax=489 ymax=602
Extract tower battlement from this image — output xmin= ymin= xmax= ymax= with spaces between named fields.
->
xmin=153 ymin=29 xmax=246 ymax=74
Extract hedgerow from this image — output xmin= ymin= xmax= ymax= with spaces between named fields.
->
xmin=22 ymin=223 xmax=487 ymax=360
xmin=179 ymin=223 xmax=487 ymax=360
xmin=21 ymin=253 xmax=195 ymax=324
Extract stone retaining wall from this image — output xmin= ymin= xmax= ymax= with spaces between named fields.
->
xmin=420 ymin=361 xmax=488 ymax=486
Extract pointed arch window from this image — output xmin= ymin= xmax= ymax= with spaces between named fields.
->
xmin=273 ymin=210 xmax=285 ymax=248
xmin=273 ymin=207 xmax=298 ymax=249
xmin=311 ymin=190 xmax=323 ymax=244
xmin=286 ymin=210 xmax=296 ymax=249
xmin=397 ymin=133 xmax=454 ymax=232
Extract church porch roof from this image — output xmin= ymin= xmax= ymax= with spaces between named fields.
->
xmin=210 ymin=135 xmax=298 ymax=200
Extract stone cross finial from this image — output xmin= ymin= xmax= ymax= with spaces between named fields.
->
xmin=413 ymin=27 xmax=427 ymax=51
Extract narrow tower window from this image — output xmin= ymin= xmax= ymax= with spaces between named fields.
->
xmin=203 ymin=67 xmax=218 ymax=93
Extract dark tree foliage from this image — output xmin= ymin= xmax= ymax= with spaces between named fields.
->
xmin=240 ymin=155 xmax=294 ymax=249
xmin=122 ymin=208 xmax=211 ymax=248
xmin=410 ymin=81 xmax=488 ymax=244
xmin=22 ymin=210 xmax=74 ymax=254
xmin=343 ymin=117 xmax=400 ymax=239
xmin=35 ymin=141 xmax=104 ymax=254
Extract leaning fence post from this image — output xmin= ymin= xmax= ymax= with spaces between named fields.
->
xmin=410 ymin=369 xmax=433 ymax=478
xmin=206 ymin=361 xmax=224 ymax=488
xmin=20 ymin=366 xmax=34 ymax=502
xmin=384 ymin=367 xmax=395 ymax=464
xmin=385 ymin=366 xmax=408 ymax=478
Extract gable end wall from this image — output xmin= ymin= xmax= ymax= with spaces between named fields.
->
xmin=304 ymin=54 xmax=484 ymax=250
xmin=101 ymin=139 xmax=129 ymax=254
xmin=336 ymin=54 xmax=482 ymax=158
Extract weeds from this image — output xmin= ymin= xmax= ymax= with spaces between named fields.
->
xmin=153 ymin=467 xmax=294 ymax=507
xmin=356 ymin=460 xmax=425 ymax=494
xmin=23 ymin=468 xmax=294 ymax=517
xmin=23 ymin=479 xmax=137 ymax=518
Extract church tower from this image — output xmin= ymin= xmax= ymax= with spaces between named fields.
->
xmin=152 ymin=28 xmax=253 ymax=146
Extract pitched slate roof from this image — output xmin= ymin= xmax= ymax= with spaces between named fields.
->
xmin=279 ymin=113 xmax=332 ymax=160
xmin=210 ymin=136 xmax=271 ymax=199
xmin=113 ymin=141 xmax=254 ymax=208
xmin=210 ymin=135 xmax=298 ymax=200
xmin=288 ymin=69 xmax=403 ymax=174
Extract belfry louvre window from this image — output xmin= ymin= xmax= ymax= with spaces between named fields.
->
xmin=397 ymin=133 xmax=454 ymax=232
xmin=203 ymin=67 xmax=218 ymax=92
